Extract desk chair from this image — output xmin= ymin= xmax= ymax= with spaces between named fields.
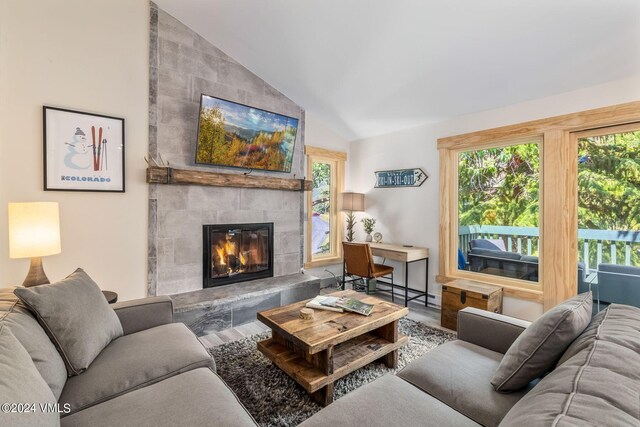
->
xmin=342 ymin=242 xmax=395 ymax=300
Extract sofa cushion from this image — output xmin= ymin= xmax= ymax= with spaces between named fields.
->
xmin=499 ymin=304 xmax=640 ymax=426
xmin=470 ymin=248 xmax=522 ymax=260
xmin=0 ymin=287 xmax=67 ymax=400
xmin=59 ymin=322 xmax=213 ymax=415
xmin=470 ymin=239 xmax=506 ymax=251
xmin=491 ymin=292 xmax=592 ymax=392
xmin=14 ymin=269 xmax=123 ymax=376
xmin=398 ymin=340 xmax=532 ymax=427
xmin=598 ymin=263 xmax=640 ymax=275
xmin=555 ymin=306 xmax=609 ymax=366
xmin=299 ymin=374 xmax=480 ymax=427
xmin=60 ymin=368 xmax=256 ymax=427
xmin=0 ymin=325 xmax=59 ymax=427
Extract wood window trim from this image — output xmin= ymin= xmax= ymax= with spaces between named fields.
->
xmin=304 ymin=146 xmax=346 ymax=268
xmin=438 ymin=101 xmax=640 ymax=310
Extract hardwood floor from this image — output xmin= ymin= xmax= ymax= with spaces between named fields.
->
xmin=200 ymin=284 xmax=444 ymax=347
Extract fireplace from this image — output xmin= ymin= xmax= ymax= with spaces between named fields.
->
xmin=202 ymin=223 xmax=274 ymax=288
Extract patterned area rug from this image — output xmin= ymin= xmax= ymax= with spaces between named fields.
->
xmin=209 ymin=318 xmax=454 ymax=427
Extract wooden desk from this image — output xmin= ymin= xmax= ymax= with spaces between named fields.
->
xmin=343 ymin=242 xmax=430 ymax=307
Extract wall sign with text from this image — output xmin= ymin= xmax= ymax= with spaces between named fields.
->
xmin=374 ymin=168 xmax=427 ymax=188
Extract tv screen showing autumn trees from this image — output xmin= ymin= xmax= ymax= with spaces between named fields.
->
xmin=196 ymin=95 xmax=298 ymax=173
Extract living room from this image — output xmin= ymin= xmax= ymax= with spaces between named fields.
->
xmin=1 ymin=1 xmax=639 ymax=426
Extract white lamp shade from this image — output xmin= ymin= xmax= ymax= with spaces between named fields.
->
xmin=341 ymin=192 xmax=365 ymax=212
xmin=8 ymin=202 xmax=61 ymax=259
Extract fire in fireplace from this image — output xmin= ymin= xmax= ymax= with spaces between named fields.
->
xmin=202 ymin=223 xmax=274 ymax=288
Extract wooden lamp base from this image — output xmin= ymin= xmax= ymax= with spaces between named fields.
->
xmin=22 ymin=257 xmax=51 ymax=288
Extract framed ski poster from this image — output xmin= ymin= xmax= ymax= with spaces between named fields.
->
xmin=43 ymin=106 xmax=125 ymax=192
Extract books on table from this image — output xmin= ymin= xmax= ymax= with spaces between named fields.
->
xmin=335 ymin=297 xmax=374 ymax=316
xmin=305 ymin=295 xmax=375 ymax=316
xmin=305 ymin=296 xmax=344 ymax=312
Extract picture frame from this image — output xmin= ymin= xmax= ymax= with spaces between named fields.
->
xmin=43 ymin=106 xmax=125 ymax=192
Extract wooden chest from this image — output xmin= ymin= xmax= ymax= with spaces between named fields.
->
xmin=441 ymin=280 xmax=503 ymax=331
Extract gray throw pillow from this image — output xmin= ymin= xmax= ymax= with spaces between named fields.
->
xmin=491 ymin=292 xmax=592 ymax=392
xmin=14 ymin=268 xmax=123 ymax=376
xmin=0 ymin=325 xmax=59 ymax=427
xmin=0 ymin=287 xmax=67 ymax=400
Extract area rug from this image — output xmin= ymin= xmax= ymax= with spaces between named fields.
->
xmin=209 ymin=318 xmax=454 ymax=427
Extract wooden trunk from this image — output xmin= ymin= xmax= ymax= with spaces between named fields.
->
xmin=441 ymin=280 xmax=503 ymax=331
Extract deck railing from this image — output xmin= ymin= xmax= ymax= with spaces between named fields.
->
xmin=459 ymin=225 xmax=640 ymax=271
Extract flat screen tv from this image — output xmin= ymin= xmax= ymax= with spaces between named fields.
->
xmin=195 ymin=94 xmax=299 ymax=173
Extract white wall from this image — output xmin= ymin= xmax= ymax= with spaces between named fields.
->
xmin=350 ymin=76 xmax=640 ymax=320
xmin=0 ymin=0 xmax=149 ymax=301
xmin=303 ymin=112 xmax=351 ymax=285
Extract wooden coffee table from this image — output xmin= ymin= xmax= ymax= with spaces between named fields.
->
xmin=257 ymin=290 xmax=409 ymax=406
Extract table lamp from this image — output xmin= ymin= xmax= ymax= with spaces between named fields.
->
xmin=8 ymin=202 xmax=61 ymax=287
xmin=341 ymin=192 xmax=365 ymax=242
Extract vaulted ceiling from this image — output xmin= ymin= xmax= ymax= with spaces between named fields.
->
xmin=155 ymin=0 xmax=640 ymax=140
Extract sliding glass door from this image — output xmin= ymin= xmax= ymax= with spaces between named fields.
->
xmin=575 ymin=124 xmax=640 ymax=310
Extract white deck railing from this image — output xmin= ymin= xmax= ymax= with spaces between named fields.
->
xmin=459 ymin=225 xmax=640 ymax=271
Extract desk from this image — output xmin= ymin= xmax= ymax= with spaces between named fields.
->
xmin=343 ymin=242 xmax=430 ymax=307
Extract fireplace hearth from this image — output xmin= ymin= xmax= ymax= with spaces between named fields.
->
xmin=203 ymin=223 xmax=274 ymax=288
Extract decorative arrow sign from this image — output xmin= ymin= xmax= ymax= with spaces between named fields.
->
xmin=374 ymin=168 xmax=428 ymax=188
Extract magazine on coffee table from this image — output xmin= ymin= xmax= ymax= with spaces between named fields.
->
xmin=305 ymin=296 xmax=344 ymax=312
xmin=335 ymin=297 xmax=374 ymax=316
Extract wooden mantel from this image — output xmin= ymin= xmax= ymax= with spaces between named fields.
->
xmin=146 ymin=166 xmax=312 ymax=191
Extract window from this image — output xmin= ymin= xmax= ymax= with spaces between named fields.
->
xmin=438 ymin=101 xmax=640 ymax=310
xmin=575 ymin=124 xmax=640 ymax=309
xmin=458 ymin=141 xmax=541 ymax=284
xmin=305 ymin=146 xmax=346 ymax=267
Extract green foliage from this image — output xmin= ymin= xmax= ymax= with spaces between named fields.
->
xmin=318 ymin=238 xmax=331 ymax=254
xmin=361 ymin=217 xmax=376 ymax=234
xmin=196 ymin=107 xmax=226 ymax=164
xmin=312 ymin=162 xmax=331 ymax=215
xmin=458 ymin=143 xmax=540 ymax=227
xmin=578 ymin=131 xmax=640 ymax=231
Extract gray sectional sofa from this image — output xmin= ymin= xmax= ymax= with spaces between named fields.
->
xmin=5 ymin=281 xmax=638 ymax=427
xmin=301 ymin=303 xmax=640 ymax=426
xmin=0 ymin=287 xmax=257 ymax=427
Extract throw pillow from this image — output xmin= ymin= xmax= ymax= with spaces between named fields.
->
xmin=14 ymin=268 xmax=123 ymax=376
xmin=491 ymin=292 xmax=592 ymax=392
xmin=0 ymin=287 xmax=68 ymax=400
xmin=0 ymin=325 xmax=59 ymax=427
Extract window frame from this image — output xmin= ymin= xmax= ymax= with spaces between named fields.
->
xmin=438 ymin=101 xmax=640 ymax=310
xmin=305 ymin=145 xmax=346 ymax=268
xmin=454 ymin=137 xmax=544 ymax=293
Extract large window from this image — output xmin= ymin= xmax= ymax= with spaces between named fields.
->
xmin=305 ymin=146 xmax=346 ymax=267
xmin=458 ymin=142 xmax=540 ymax=283
xmin=438 ymin=101 xmax=640 ymax=309
xmin=575 ymin=125 xmax=640 ymax=309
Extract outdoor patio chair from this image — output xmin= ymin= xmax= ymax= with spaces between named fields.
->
xmin=597 ymin=263 xmax=640 ymax=309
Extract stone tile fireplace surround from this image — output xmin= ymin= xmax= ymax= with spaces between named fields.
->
xmin=148 ymin=4 xmax=308 ymax=298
